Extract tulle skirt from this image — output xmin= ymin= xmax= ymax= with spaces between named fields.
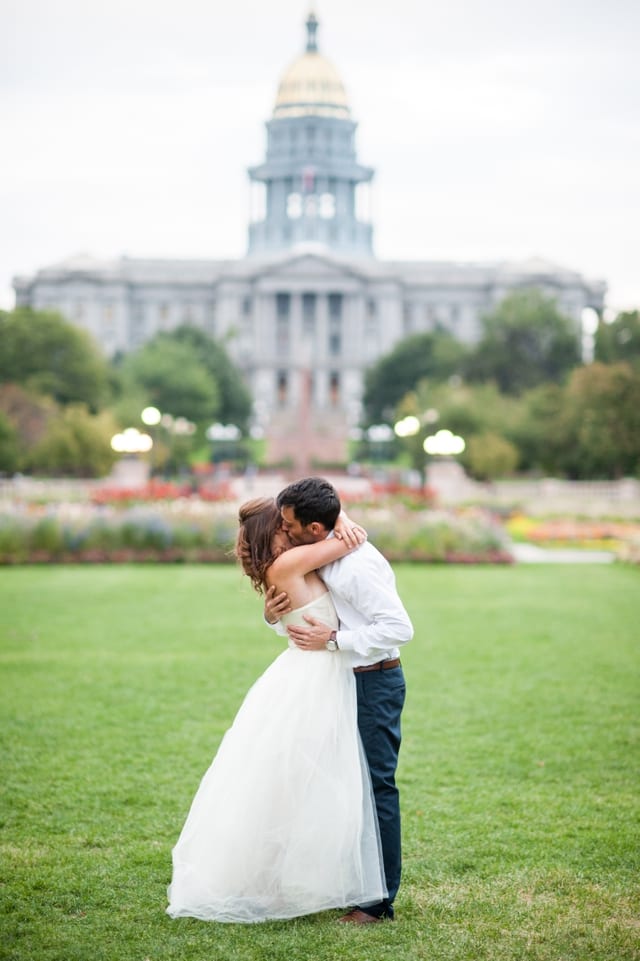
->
xmin=166 ymin=645 xmax=387 ymax=923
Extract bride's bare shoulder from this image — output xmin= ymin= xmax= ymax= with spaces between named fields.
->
xmin=268 ymin=547 xmax=302 ymax=576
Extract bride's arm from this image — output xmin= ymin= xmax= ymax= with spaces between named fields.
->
xmin=333 ymin=510 xmax=367 ymax=548
xmin=264 ymin=513 xmax=366 ymax=624
xmin=270 ymin=533 xmax=360 ymax=579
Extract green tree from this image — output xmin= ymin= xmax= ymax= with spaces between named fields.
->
xmin=170 ymin=326 xmax=252 ymax=431
xmin=0 ymin=411 xmax=20 ymax=473
xmin=464 ymin=432 xmax=519 ymax=480
xmin=394 ymin=380 xmax=522 ymax=478
xmin=401 ymin=379 xmax=522 ymax=440
xmin=27 ymin=405 xmax=119 ymax=478
xmin=0 ymin=308 xmax=110 ymax=411
xmin=118 ymin=336 xmax=219 ymax=425
xmin=560 ymin=362 xmax=640 ymax=478
xmin=0 ymin=383 xmax=54 ymax=452
xmin=362 ymin=331 xmax=467 ymax=423
xmin=109 ymin=384 xmax=157 ymax=432
xmin=594 ymin=310 xmax=640 ymax=366
xmin=465 ymin=289 xmax=581 ymax=394
xmin=513 ymin=383 xmax=569 ymax=475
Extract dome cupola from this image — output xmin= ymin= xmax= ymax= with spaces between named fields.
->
xmin=273 ymin=12 xmax=351 ymax=120
xmin=248 ymin=10 xmax=374 ymax=257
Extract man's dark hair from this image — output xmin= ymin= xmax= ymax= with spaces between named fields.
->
xmin=276 ymin=476 xmax=341 ymax=529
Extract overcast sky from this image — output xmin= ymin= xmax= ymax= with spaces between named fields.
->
xmin=2 ymin=0 xmax=639 ymax=314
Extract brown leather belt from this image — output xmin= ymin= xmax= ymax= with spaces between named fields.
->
xmin=353 ymin=658 xmax=401 ymax=674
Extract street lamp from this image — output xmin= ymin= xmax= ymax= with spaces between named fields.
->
xmin=393 ymin=415 xmax=420 ymax=438
xmin=206 ymin=423 xmax=241 ymax=470
xmin=365 ymin=424 xmax=394 ymax=467
xmin=172 ymin=417 xmax=197 ymax=437
xmin=206 ymin=423 xmax=241 ymax=443
xmin=393 ymin=412 xmax=457 ymax=487
xmin=140 ymin=410 xmax=197 ymax=476
xmin=423 ymin=429 xmax=465 ymax=456
xmin=393 ymin=406 xmax=440 ymax=437
xmin=110 ymin=427 xmax=153 ymax=454
xmin=141 ymin=406 xmax=162 ymax=427
xmin=422 ymin=428 xmax=467 ymax=499
xmin=159 ymin=414 xmax=196 ymax=476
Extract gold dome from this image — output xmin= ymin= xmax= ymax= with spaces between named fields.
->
xmin=273 ymin=13 xmax=351 ymax=120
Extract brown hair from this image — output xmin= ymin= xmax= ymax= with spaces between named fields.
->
xmin=235 ymin=497 xmax=283 ymax=593
xmin=276 ymin=476 xmax=340 ymax=529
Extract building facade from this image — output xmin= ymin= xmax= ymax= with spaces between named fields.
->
xmin=13 ymin=13 xmax=606 ymax=465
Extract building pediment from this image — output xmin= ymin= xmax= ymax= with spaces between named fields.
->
xmin=251 ymin=249 xmax=375 ymax=283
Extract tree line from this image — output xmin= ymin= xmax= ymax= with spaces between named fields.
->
xmin=1 ymin=292 xmax=639 ymax=480
xmin=0 ymin=309 xmax=251 ymax=477
xmin=362 ymin=290 xmax=640 ymax=480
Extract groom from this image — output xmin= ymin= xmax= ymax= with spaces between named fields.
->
xmin=264 ymin=476 xmax=413 ymax=923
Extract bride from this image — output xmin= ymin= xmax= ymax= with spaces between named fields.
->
xmin=166 ymin=497 xmax=387 ymax=923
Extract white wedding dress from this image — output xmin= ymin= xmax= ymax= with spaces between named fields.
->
xmin=166 ymin=591 xmax=387 ymax=923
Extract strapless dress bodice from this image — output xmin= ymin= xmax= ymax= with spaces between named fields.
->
xmin=280 ymin=592 xmax=338 ymax=647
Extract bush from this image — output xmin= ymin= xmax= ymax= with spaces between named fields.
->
xmin=27 ymin=405 xmax=119 ymax=478
xmin=31 ymin=516 xmax=65 ymax=555
xmin=464 ymin=432 xmax=519 ymax=480
xmin=0 ymin=516 xmax=27 ymax=561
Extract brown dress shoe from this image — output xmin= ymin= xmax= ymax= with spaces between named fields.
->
xmin=337 ymin=908 xmax=383 ymax=924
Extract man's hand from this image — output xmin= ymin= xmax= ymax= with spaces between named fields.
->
xmin=264 ymin=585 xmax=292 ymax=624
xmin=287 ymin=615 xmax=333 ymax=651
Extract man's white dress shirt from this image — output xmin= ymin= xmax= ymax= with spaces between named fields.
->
xmin=319 ymin=542 xmax=413 ymax=668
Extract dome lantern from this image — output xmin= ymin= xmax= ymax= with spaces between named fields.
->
xmin=306 ymin=10 xmax=318 ymax=52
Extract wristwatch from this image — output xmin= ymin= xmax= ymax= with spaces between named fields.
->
xmin=326 ymin=630 xmax=339 ymax=652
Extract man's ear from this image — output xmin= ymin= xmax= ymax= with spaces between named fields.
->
xmin=308 ymin=521 xmax=328 ymax=539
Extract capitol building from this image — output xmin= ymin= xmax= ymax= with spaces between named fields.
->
xmin=14 ymin=13 xmax=606 ymax=465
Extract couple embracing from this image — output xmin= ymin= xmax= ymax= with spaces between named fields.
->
xmin=167 ymin=476 xmax=413 ymax=924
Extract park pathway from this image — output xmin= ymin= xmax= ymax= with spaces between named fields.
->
xmin=510 ymin=542 xmax=615 ymax=564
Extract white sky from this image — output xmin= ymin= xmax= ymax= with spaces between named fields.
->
xmin=2 ymin=0 xmax=639 ymax=314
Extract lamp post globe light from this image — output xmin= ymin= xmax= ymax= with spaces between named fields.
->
xmin=165 ymin=415 xmax=197 ymax=477
xmin=206 ymin=423 xmax=242 ymax=471
xmin=422 ymin=428 xmax=468 ymax=500
xmin=139 ymin=408 xmax=198 ymax=477
xmin=206 ymin=423 xmax=241 ymax=442
xmin=364 ymin=424 xmax=395 ymax=467
xmin=141 ymin=406 xmax=162 ymax=427
xmin=110 ymin=427 xmax=153 ymax=454
xmin=140 ymin=407 xmax=162 ymax=475
xmin=423 ymin=429 xmax=466 ymax=457
xmin=393 ymin=408 xmax=439 ymax=440
xmin=173 ymin=417 xmax=197 ymax=437
xmin=393 ymin=415 xmax=420 ymax=438
xmin=393 ymin=411 xmax=465 ymax=489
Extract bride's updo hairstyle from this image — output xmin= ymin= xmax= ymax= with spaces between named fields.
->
xmin=235 ymin=497 xmax=283 ymax=593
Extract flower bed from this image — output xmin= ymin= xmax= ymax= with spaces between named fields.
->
xmin=505 ymin=514 xmax=640 ymax=552
xmin=616 ymin=533 xmax=640 ymax=565
xmin=363 ymin=507 xmax=512 ymax=563
xmin=90 ymin=479 xmax=235 ymax=506
xmin=0 ymin=502 xmax=513 ymax=565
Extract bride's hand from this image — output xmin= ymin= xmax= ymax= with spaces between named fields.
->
xmin=334 ymin=510 xmax=367 ymax=548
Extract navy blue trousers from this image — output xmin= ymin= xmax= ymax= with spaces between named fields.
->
xmin=355 ymin=664 xmax=406 ymax=918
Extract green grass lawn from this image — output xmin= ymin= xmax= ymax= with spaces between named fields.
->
xmin=1 ymin=563 xmax=638 ymax=961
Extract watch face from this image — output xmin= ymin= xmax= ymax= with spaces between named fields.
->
xmin=326 ymin=638 xmax=338 ymax=651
